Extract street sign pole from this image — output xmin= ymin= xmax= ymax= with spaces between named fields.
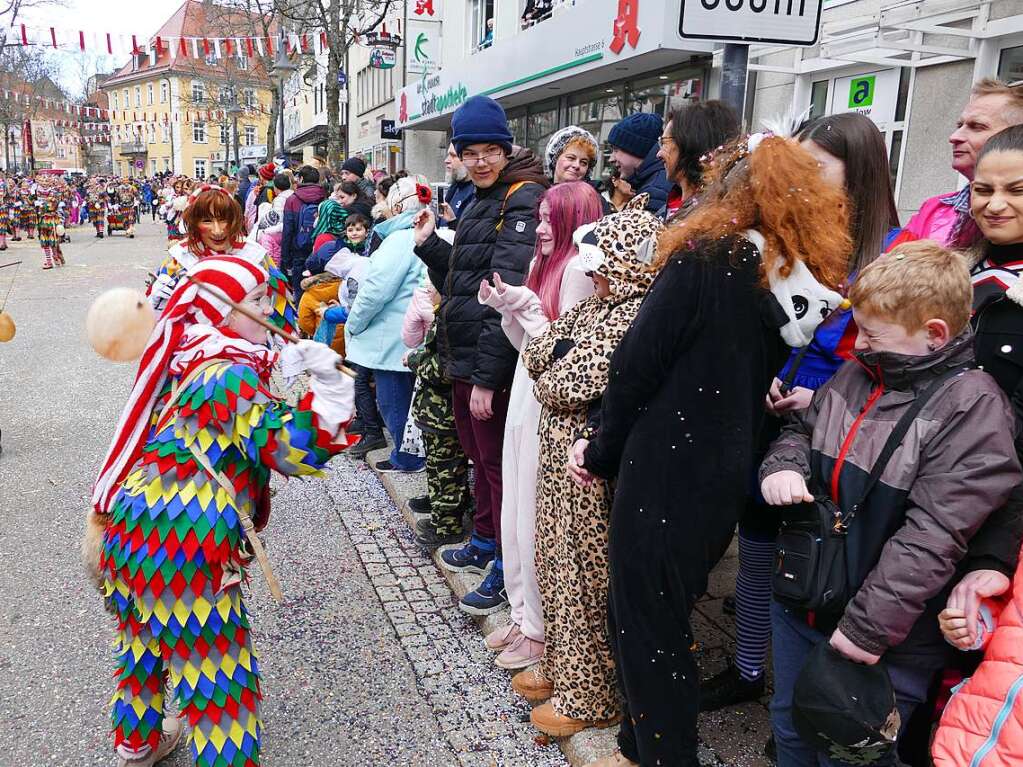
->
xmin=721 ymin=43 xmax=749 ymax=124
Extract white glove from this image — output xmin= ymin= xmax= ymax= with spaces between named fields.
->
xmin=149 ymin=272 xmax=177 ymax=311
xmin=291 ymin=339 xmax=343 ymax=381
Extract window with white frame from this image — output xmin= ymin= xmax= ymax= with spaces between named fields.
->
xmin=147 ymin=84 xmax=154 ymax=105
xmin=204 ymin=52 xmax=217 ymax=66
xmin=123 ymin=89 xmax=129 ymax=108
xmin=470 ymin=0 xmax=495 ymax=52
xmin=150 ymin=158 xmax=157 ymax=174
xmin=237 ymin=56 xmax=248 ymax=71
xmin=244 ymin=125 xmax=256 ymax=146
xmin=163 ymin=157 xmax=170 ymax=172
xmin=193 ymin=121 xmax=207 ymax=143
xmin=220 ymin=124 xmax=230 ymax=145
xmin=161 ymin=123 xmax=170 ymax=143
xmin=243 ymin=88 xmax=256 ymax=108
xmin=160 ymin=81 xmax=168 ymax=103
xmin=135 ymin=86 xmax=141 ymax=107
xmin=191 ymin=81 xmax=205 ymax=104
xmin=148 ymin=124 xmax=155 ymax=144
xmin=194 ymin=158 xmax=207 ymax=178
xmin=112 ymin=92 xmax=119 ymax=109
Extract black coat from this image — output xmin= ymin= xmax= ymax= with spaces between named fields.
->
xmin=415 ymin=155 xmax=547 ymax=390
xmin=584 ymin=236 xmax=788 ymax=595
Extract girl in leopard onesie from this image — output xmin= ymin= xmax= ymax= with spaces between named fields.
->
xmin=515 ymin=195 xmax=663 ymax=738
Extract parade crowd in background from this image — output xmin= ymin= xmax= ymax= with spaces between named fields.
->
xmin=66 ymin=77 xmax=1023 ymax=767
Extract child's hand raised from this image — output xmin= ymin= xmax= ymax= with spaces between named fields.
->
xmin=761 ymin=470 xmax=814 ymax=506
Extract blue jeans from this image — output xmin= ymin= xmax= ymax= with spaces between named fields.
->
xmin=770 ymin=601 xmax=931 ymax=767
xmin=374 ymin=369 xmax=425 ymax=471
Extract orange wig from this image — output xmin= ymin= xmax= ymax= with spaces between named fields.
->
xmin=655 ymin=135 xmax=851 ymax=291
xmin=182 ymin=188 xmax=246 ymax=254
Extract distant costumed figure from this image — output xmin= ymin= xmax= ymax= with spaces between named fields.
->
xmin=37 ymin=196 xmax=64 ymax=269
xmin=0 ymin=184 xmax=12 ymax=250
xmin=86 ymin=252 xmax=359 ymax=767
xmin=88 ymin=193 xmax=107 ymax=237
xmin=147 ymin=186 xmax=297 ymax=337
xmin=18 ymin=185 xmax=36 ymax=238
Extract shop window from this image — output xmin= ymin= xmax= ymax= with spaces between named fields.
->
xmin=894 ymin=67 xmax=910 ymax=122
xmin=526 ymin=99 xmax=560 ymax=157
xmin=507 ymin=111 xmax=527 ymax=146
xmin=999 ymin=45 xmax=1023 ymax=84
xmin=626 ymin=69 xmax=703 ymax=119
xmin=809 ymin=80 xmax=828 ymax=120
xmin=888 ymin=130 xmax=904 ymax=191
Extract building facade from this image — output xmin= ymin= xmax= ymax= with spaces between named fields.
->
xmin=100 ymin=0 xmax=274 ymax=179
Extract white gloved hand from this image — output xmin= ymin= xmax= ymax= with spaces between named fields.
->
xmin=149 ymin=272 xmax=178 ymax=312
xmin=291 ymin=339 xmax=343 ymax=381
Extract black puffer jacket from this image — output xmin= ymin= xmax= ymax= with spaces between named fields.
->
xmin=415 ymin=149 xmax=548 ymax=389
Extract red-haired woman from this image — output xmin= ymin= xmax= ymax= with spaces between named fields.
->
xmin=474 ymin=181 xmax=602 ymax=672
xmin=147 ymin=186 xmax=297 ymax=334
xmin=571 ymin=135 xmax=851 ymax=767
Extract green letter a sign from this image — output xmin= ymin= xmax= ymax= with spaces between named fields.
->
xmin=849 ymin=76 xmax=875 ymax=108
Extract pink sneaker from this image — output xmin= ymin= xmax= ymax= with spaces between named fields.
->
xmin=495 ymin=632 xmax=544 ymax=670
xmin=485 ymin=622 xmax=522 ymax=651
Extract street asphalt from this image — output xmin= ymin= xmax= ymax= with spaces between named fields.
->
xmin=0 ymin=218 xmax=470 ymax=766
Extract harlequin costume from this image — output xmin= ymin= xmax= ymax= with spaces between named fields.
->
xmin=88 ymin=194 xmax=107 ymax=237
xmin=87 ymin=255 xmax=358 ymax=767
xmin=0 ymin=187 xmax=12 ymax=250
xmin=37 ymin=196 xmax=64 ymax=269
xmin=18 ymin=186 xmax=36 ymax=238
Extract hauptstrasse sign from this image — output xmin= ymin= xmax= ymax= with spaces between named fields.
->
xmin=679 ymin=0 xmax=823 ymax=45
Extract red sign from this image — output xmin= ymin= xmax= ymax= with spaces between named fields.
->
xmin=414 ymin=0 xmax=436 ymax=16
xmin=399 ymin=92 xmax=408 ymax=124
xmin=610 ymin=0 xmax=640 ymax=54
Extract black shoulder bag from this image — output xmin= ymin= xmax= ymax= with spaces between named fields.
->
xmin=772 ymin=365 xmax=967 ymax=619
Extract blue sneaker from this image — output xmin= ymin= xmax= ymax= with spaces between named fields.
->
xmin=460 ymin=567 xmax=508 ymax=616
xmin=438 ymin=536 xmax=495 ymax=575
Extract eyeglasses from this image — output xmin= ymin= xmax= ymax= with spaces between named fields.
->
xmin=657 ymin=136 xmax=675 ymax=148
xmin=461 ymin=149 xmax=506 ymax=167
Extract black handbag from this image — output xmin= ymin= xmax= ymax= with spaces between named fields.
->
xmin=772 ymin=366 xmax=966 ymax=619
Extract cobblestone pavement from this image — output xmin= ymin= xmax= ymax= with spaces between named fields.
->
xmin=0 ymin=219 xmax=565 ymax=767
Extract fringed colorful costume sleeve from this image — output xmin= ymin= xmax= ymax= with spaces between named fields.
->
xmin=101 ymin=360 xmax=352 ymax=767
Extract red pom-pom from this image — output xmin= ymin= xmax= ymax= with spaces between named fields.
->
xmin=415 ymin=183 xmax=432 ymax=205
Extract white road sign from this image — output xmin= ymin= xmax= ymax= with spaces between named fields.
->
xmin=680 ymin=0 xmax=823 ymax=45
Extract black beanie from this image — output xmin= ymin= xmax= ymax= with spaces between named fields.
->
xmin=342 ymin=157 xmax=367 ymax=177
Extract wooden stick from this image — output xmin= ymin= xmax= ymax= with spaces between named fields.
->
xmin=183 ymin=273 xmax=356 ymax=378
xmin=0 ymin=260 xmax=24 ymax=270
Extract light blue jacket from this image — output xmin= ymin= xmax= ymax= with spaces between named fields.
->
xmin=344 ymin=210 xmax=427 ymax=371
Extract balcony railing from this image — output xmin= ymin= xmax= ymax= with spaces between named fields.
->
xmin=118 ymin=142 xmax=147 ymax=155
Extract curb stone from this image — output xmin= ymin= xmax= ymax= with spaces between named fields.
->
xmin=364 ymin=447 xmax=773 ymax=767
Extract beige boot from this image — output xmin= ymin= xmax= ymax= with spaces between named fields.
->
xmin=116 ymin=717 xmax=183 ymax=767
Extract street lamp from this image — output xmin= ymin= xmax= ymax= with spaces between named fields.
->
xmin=270 ymin=40 xmax=297 ymax=162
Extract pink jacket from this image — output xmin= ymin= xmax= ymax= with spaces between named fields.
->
xmin=402 ymin=285 xmax=435 ymax=349
xmin=933 ymin=555 xmax=1023 ymax=766
xmin=903 ymin=191 xmax=963 ymax=247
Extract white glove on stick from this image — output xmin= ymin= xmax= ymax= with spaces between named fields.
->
xmin=149 ymin=272 xmax=178 ymax=312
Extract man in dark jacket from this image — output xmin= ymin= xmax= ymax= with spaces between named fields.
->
xmin=280 ymin=164 xmax=328 ymax=301
xmin=608 ymin=112 xmax=671 ymax=213
xmin=413 ymin=95 xmax=548 ymax=615
xmin=441 ymin=142 xmax=474 ymax=229
xmin=340 ymin=157 xmax=376 ymax=200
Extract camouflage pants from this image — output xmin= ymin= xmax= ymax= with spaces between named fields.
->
xmin=423 ymin=430 xmax=471 ymax=535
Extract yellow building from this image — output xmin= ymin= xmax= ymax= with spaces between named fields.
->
xmin=100 ymin=0 xmax=273 ymax=179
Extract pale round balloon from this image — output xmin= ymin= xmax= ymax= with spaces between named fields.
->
xmin=86 ymin=288 xmax=156 ymax=362
xmin=0 ymin=310 xmax=14 ymax=342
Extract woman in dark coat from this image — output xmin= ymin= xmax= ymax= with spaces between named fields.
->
xmin=571 ymin=135 xmax=851 ymax=767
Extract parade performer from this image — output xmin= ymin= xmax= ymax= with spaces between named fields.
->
xmin=164 ymin=178 xmax=190 ymax=243
xmin=19 ymin=184 xmax=36 ymax=239
xmin=119 ymin=184 xmax=138 ymax=239
xmin=85 ymin=253 xmax=358 ymax=767
xmin=148 ymin=186 xmax=297 ymax=336
xmin=9 ymin=193 xmax=21 ymax=241
xmin=37 ymin=196 xmax=64 ymax=269
xmin=88 ymin=193 xmax=107 ymax=238
xmin=0 ymin=184 xmax=12 ymax=251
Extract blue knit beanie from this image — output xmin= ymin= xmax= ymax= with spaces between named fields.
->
xmin=607 ymin=112 xmax=663 ymax=159
xmin=451 ymin=95 xmax=514 ymax=156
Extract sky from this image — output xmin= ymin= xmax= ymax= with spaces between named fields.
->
xmin=17 ymin=0 xmax=187 ymax=93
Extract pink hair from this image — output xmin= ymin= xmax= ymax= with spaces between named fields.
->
xmin=525 ymin=181 xmax=603 ymax=320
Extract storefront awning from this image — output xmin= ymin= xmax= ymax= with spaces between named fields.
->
xmin=286 ymin=124 xmax=328 ymax=150
xmin=396 ymin=0 xmax=714 ymax=131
